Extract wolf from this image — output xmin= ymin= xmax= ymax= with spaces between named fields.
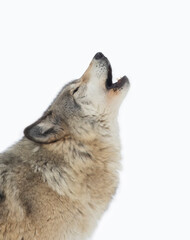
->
xmin=0 ymin=52 xmax=130 ymax=240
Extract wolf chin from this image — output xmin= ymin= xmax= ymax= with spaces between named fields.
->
xmin=0 ymin=52 xmax=130 ymax=240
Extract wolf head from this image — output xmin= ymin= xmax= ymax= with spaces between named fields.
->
xmin=24 ymin=53 xmax=130 ymax=143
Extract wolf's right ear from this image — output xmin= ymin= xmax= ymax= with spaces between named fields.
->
xmin=24 ymin=111 xmax=66 ymax=144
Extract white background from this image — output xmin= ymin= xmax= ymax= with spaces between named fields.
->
xmin=0 ymin=1 xmax=190 ymax=239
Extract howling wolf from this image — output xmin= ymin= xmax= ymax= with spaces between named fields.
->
xmin=0 ymin=52 xmax=130 ymax=240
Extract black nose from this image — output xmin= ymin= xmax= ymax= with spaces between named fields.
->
xmin=94 ymin=52 xmax=104 ymax=60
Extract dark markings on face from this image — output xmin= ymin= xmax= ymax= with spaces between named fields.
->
xmin=52 ymin=114 xmax=64 ymax=125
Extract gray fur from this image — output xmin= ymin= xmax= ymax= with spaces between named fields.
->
xmin=0 ymin=53 xmax=129 ymax=240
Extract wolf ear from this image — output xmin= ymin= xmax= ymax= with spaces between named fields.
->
xmin=24 ymin=111 xmax=66 ymax=143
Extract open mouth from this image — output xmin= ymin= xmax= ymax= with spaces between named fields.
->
xmin=105 ymin=64 xmax=128 ymax=91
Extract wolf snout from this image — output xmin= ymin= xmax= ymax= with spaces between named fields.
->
xmin=94 ymin=52 xmax=110 ymax=66
xmin=94 ymin=52 xmax=104 ymax=60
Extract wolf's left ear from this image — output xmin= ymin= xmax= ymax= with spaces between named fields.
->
xmin=24 ymin=111 xmax=66 ymax=144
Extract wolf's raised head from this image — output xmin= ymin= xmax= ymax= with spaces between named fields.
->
xmin=24 ymin=53 xmax=130 ymax=143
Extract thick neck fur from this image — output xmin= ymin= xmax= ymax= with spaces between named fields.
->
xmin=9 ymin=119 xmax=121 ymax=200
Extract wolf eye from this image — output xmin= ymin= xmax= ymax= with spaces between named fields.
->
xmin=73 ymin=87 xmax=79 ymax=95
